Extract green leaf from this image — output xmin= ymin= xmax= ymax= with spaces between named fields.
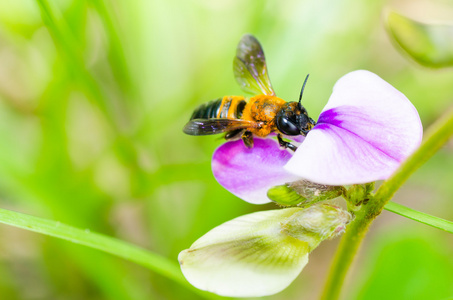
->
xmin=386 ymin=11 xmax=453 ymax=68
xmin=0 ymin=207 xmax=222 ymax=300
xmin=384 ymin=201 xmax=453 ymax=234
xmin=352 ymin=232 xmax=453 ymax=300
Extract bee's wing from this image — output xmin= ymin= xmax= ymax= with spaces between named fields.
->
xmin=183 ymin=119 xmax=256 ymax=135
xmin=233 ymin=34 xmax=275 ymax=96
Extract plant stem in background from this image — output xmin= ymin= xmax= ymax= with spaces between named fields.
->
xmin=0 ymin=208 xmax=223 ymax=300
xmin=321 ymin=106 xmax=453 ymax=300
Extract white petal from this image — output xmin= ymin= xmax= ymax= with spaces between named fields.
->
xmin=285 ymin=70 xmax=422 ymax=185
xmin=179 ymin=208 xmax=310 ymax=297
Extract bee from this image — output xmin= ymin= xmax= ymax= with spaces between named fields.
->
xmin=183 ymin=34 xmax=315 ymax=151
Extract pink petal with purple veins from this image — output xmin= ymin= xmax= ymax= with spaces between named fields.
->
xmin=285 ymin=70 xmax=422 ymax=185
xmin=212 ymin=138 xmax=300 ymax=204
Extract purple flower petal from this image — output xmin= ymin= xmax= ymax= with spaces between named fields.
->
xmin=212 ymin=138 xmax=300 ymax=204
xmin=285 ymin=70 xmax=422 ymax=185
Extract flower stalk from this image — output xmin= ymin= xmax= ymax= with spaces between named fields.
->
xmin=319 ymin=204 xmax=374 ymax=300
xmin=320 ymin=105 xmax=453 ymax=300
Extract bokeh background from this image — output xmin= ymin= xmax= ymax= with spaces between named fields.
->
xmin=0 ymin=0 xmax=452 ymax=299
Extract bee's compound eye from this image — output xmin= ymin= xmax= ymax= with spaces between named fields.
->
xmin=277 ymin=116 xmax=300 ymax=136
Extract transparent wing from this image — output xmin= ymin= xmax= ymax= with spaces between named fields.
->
xmin=233 ymin=34 xmax=275 ymax=96
xmin=183 ymin=119 xmax=255 ymax=135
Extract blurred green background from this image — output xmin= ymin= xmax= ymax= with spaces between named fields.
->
xmin=0 ymin=0 xmax=452 ymax=299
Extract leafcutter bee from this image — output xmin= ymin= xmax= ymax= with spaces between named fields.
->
xmin=183 ymin=34 xmax=315 ymax=151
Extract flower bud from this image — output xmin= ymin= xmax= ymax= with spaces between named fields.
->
xmin=346 ymin=182 xmax=375 ymax=209
xmin=267 ymin=180 xmax=344 ymax=207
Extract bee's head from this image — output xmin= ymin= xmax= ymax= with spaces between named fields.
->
xmin=276 ymin=102 xmax=315 ymax=136
xmin=276 ymin=74 xmax=315 ymax=136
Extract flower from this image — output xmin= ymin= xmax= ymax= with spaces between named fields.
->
xmin=179 ymin=70 xmax=422 ymax=297
xmin=179 ymin=204 xmax=352 ymax=297
xmin=212 ymin=70 xmax=423 ymax=204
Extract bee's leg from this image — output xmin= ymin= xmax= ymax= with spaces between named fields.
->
xmin=241 ymin=131 xmax=254 ymax=148
xmin=225 ymin=129 xmax=245 ymax=141
xmin=277 ymin=134 xmax=298 ymax=152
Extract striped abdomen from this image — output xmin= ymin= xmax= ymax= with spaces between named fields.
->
xmin=190 ymin=96 xmax=247 ymax=120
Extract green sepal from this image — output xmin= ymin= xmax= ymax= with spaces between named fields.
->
xmin=267 ymin=185 xmax=306 ymax=206
xmin=268 ymin=180 xmax=345 ymax=207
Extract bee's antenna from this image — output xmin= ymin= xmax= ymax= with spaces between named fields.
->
xmin=298 ymin=74 xmax=310 ymax=109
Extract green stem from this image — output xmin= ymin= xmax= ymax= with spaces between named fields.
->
xmin=319 ymin=198 xmax=380 ymax=300
xmin=0 ymin=207 xmax=222 ymax=300
xmin=320 ymin=106 xmax=453 ymax=300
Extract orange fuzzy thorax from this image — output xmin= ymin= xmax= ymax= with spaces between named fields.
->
xmin=241 ymin=95 xmax=286 ymax=137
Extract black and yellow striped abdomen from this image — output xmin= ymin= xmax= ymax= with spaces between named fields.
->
xmin=190 ymin=96 xmax=246 ymax=120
